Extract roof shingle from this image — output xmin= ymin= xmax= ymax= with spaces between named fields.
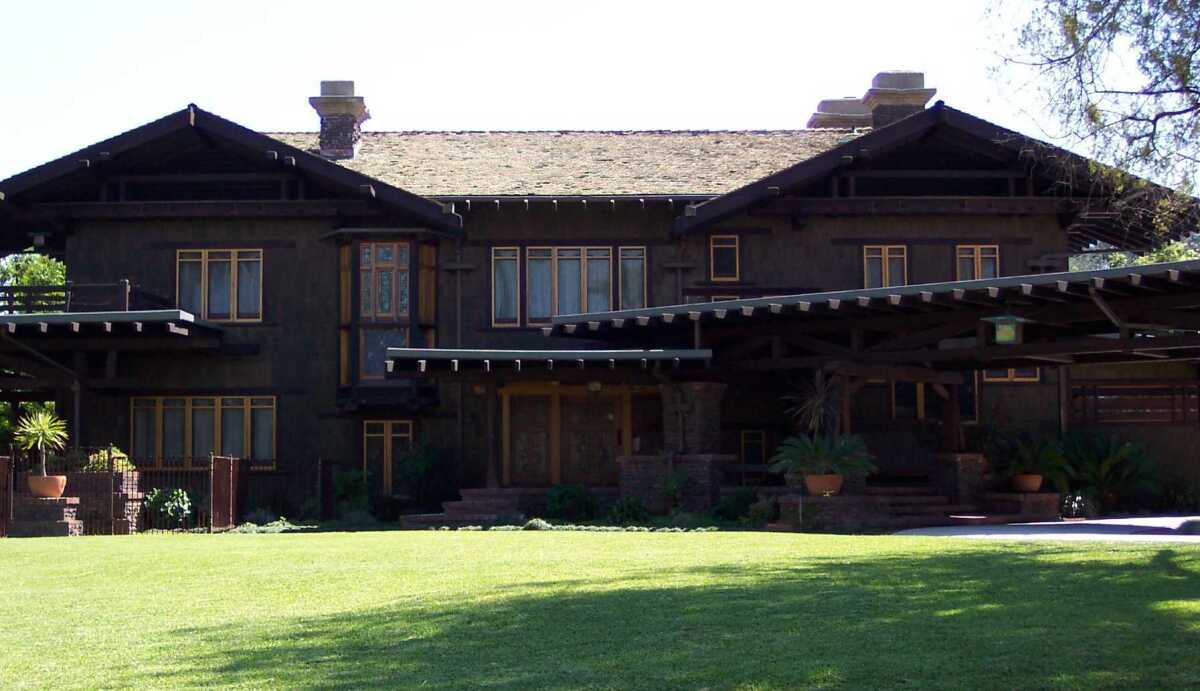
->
xmin=268 ymin=129 xmax=864 ymax=197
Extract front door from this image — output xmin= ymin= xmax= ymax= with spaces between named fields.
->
xmin=561 ymin=394 xmax=621 ymax=486
xmin=509 ymin=395 xmax=552 ymax=486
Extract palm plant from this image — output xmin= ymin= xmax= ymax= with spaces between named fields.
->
xmin=1061 ymin=432 xmax=1153 ymax=513
xmin=783 ymin=374 xmax=841 ymax=436
xmin=14 ymin=410 xmax=69 ymax=477
xmin=769 ymin=433 xmax=877 ymax=478
xmin=1007 ymin=434 xmax=1070 ymax=492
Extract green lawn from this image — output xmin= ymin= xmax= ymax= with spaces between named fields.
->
xmin=1 ymin=532 xmax=1198 ymax=690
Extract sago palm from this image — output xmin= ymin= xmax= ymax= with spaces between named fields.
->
xmin=14 ymin=410 xmax=69 ymax=476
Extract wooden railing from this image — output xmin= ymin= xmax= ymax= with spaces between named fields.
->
xmin=0 ymin=281 xmax=172 ymax=314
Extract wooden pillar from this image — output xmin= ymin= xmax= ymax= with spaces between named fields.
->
xmin=942 ymin=383 xmax=963 ymax=453
xmin=839 ymin=373 xmax=853 ymax=435
xmin=486 ymin=382 xmax=500 ymax=488
xmin=549 ymin=390 xmax=562 ymax=484
xmin=1058 ymin=366 xmax=1071 ymax=436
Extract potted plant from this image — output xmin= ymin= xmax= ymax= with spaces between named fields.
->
xmin=15 ymin=410 xmax=70 ymax=498
xmin=1006 ymin=434 xmax=1068 ymax=493
xmin=769 ymin=433 xmax=876 ymax=496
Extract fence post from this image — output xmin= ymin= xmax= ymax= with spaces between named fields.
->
xmin=106 ymin=446 xmax=114 ymax=536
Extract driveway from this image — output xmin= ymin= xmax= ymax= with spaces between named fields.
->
xmin=897 ymin=516 xmax=1200 ymax=543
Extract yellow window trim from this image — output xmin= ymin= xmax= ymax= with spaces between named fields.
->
xmin=617 ymin=246 xmax=648 ymax=312
xmin=176 ymin=249 xmax=263 ymax=323
xmin=956 ymin=244 xmax=1000 ymax=281
xmin=982 ymin=367 xmax=1041 ymax=383
xmin=129 ymin=395 xmax=277 ymax=470
xmin=709 ymin=235 xmax=740 ymax=282
xmin=358 ymin=240 xmax=411 ymax=322
xmin=863 ymin=245 xmax=907 ymax=288
xmin=363 ymin=420 xmax=415 ymax=495
xmin=491 ymin=247 xmax=521 ymax=328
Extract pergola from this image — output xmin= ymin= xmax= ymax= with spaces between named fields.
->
xmin=543 ymin=259 xmax=1200 ymax=450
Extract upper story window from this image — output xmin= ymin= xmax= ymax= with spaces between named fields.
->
xmin=863 ymin=245 xmax=906 ymax=288
xmin=177 ymin=249 xmax=262 ymax=322
xmin=957 ymin=245 xmax=999 ymax=280
xmin=493 ymin=245 xmax=645 ymax=327
xmin=709 ymin=235 xmax=740 ymax=282
xmin=359 ymin=241 xmax=410 ymax=320
xmin=492 ymin=247 xmax=520 ymax=326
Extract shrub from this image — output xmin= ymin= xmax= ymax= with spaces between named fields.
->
xmin=242 ymin=507 xmax=279 ymax=525
xmin=545 ymin=484 xmax=597 ymax=521
xmin=744 ymin=498 xmax=778 ymax=528
xmin=393 ymin=444 xmax=459 ymax=511
xmin=333 ymin=468 xmax=370 ymax=515
xmin=369 ymin=495 xmax=405 ymax=523
xmin=522 ymin=517 xmax=553 ymax=531
xmin=714 ymin=488 xmax=757 ymax=521
xmin=229 ymin=517 xmax=312 ymax=534
xmin=80 ymin=445 xmax=135 ymax=472
xmin=144 ymin=488 xmax=192 ymax=528
xmin=607 ymin=497 xmax=649 ymax=525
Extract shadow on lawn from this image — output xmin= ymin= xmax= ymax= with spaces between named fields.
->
xmin=153 ymin=546 xmax=1200 ymax=690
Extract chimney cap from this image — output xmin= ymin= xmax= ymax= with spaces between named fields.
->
xmin=806 ymin=97 xmax=871 ymax=129
xmin=870 ymin=71 xmax=927 ymax=90
xmin=320 ymin=80 xmax=356 ymax=97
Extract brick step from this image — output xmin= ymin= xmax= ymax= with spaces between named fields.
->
xmin=887 ymin=503 xmax=980 ymax=517
xmin=443 ymin=499 xmax=522 ymax=515
xmin=401 ymin=512 xmax=522 ymax=529
xmin=865 ymin=485 xmax=937 ymax=496
xmin=458 ymin=487 xmax=548 ymax=500
xmin=877 ymin=495 xmax=952 ymax=506
xmin=7 ymin=519 xmax=84 ymax=537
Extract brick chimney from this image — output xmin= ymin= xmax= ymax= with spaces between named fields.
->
xmin=806 ymin=97 xmax=871 ymax=129
xmin=309 ymin=80 xmax=370 ymax=160
xmin=861 ymin=71 xmax=936 ymax=128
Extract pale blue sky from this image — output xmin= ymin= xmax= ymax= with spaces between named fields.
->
xmin=0 ymin=0 xmax=1049 ymax=180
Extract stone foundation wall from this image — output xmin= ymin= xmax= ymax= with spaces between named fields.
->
xmin=934 ymin=453 xmax=988 ymax=503
xmin=618 ymin=454 xmax=730 ymax=513
xmin=777 ymin=494 xmax=896 ymax=532
xmin=64 ymin=472 xmax=143 ymax=535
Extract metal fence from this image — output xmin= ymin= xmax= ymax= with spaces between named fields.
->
xmin=0 ymin=448 xmax=241 ymax=536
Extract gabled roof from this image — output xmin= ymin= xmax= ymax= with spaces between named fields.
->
xmin=268 ymin=129 xmax=863 ymax=197
xmin=0 ymin=105 xmax=462 ymax=233
xmin=672 ymin=102 xmax=1198 ymax=249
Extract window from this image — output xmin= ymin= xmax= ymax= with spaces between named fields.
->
xmin=864 ymin=245 xmax=907 ymax=288
xmin=710 ymin=235 xmax=740 ymax=281
xmin=359 ymin=241 xmax=410 ymax=321
xmin=364 ymin=420 xmax=414 ymax=495
xmin=492 ymin=247 xmax=519 ymax=326
xmin=983 ymin=367 xmax=1040 ymax=383
xmin=360 ymin=327 xmax=410 ymax=379
xmin=740 ymin=430 xmax=766 ymax=466
xmin=177 ymin=249 xmax=262 ymax=321
xmin=525 ymin=246 xmax=613 ymax=323
xmin=618 ymin=247 xmax=647 ymax=311
xmin=957 ymin=245 xmax=999 ymax=280
xmin=892 ymin=375 xmax=979 ymax=423
xmin=130 ymin=396 xmax=276 ymax=469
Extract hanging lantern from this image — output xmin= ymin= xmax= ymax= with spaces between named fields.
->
xmin=982 ymin=315 xmax=1029 ymax=345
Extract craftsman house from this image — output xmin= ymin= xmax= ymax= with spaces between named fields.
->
xmin=1 ymin=71 xmax=1198 ymax=525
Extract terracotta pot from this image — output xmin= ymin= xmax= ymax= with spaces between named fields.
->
xmin=28 ymin=475 xmax=67 ymax=498
xmin=1012 ymin=473 xmax=1043 ymax=493
xmin=804 ymin=474 xmax=844 ymax=496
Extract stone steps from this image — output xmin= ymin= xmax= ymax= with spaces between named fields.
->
xmin=865 ymin=484 xmax=938 ymax=496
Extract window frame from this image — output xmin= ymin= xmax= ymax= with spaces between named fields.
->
xmin=129 ymin=395 xmax=277 ymax=470
xmin=176 ymin=248 xmax=263 ymax=322
xmin=491 ymin=247 xmax=521 ymax=327
xmin=358 ymin=326 xmax=411 ymax=381
xmin=709 ymin=235 xmax=740 ymax=282
xmin=982 ymin=367 xmax=1041 ymax=383
xmin=863 ymin=245 xmax=907 ymax=288
xmin=956 ymin=244 xmax=1000 ymax=281
xmin=358 ymin=240 xmax=411 ymax=322
xmin=617 ymin=246 xmax=648 ymax=312
xmin=523 ymin=246 xmax=614 ymax=324
xmin=363 ymin=419 xmax=415 ymax=495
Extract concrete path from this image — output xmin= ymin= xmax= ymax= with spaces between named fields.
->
xmin=897 ymin=516 xmax=1200 ymax=543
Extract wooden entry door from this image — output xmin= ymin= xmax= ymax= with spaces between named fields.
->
xmin=509 ymin=395 xmax=553 ymax=486
xmin=561 ymin=394 xmax=621 ymax=486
